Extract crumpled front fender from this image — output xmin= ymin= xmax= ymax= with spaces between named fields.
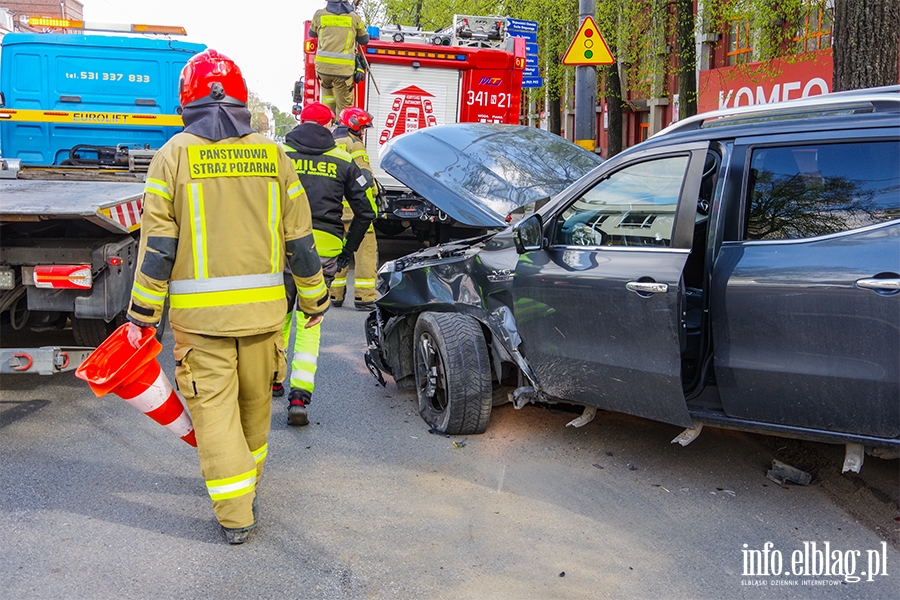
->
xmin=373 ymin=235 xmax=540 ymax=390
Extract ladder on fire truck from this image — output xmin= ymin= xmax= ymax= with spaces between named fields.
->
xmin=374 ymin=15 xmax=509 ymax=49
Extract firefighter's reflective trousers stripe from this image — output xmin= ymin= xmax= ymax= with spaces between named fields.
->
xmin=173 ymin=328 xmax=285 ymax=529
xmin=282 ymin=311 xmax=321 ymax=393
xmin=317 ymin=73 xmax=355 ymax=119
xmin=282 ymin=256 xmax=338 ymax=394
xmin=331 ymin=221 xmax=378 ymax=304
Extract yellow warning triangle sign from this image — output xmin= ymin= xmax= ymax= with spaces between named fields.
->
xmin=562 ymin=16 xmax=614 ymax=66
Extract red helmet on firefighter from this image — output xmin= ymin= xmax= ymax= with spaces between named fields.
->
xmin=339 ymin=107 xmax=374 ymax=134
xmin=300 ymin=102 xmax=335 ymax=126
xmin=179 ymin=49 xmax=248 ymax=108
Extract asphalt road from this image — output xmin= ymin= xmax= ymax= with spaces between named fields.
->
xmin=1 ymin=243 xmax=899 ymax=599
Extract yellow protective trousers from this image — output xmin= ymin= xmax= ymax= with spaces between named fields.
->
xmin=173 ymin=328 xmax=285 ymax=529
xmin=317 ymin=73 xmax=355 ymax=118
xmin=331 ymin=221 xmax=379 ymax=304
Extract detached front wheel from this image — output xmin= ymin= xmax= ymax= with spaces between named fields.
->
xmin=414 ymin=312 xmax=492 ymax=434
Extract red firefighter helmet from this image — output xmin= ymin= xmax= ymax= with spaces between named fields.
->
xmin=340 ymin=107 xmax=374 ymax=133
xmin=300 ymin=102 xmax=335 ymax=126
xmin=179 ymin=49 xmax=248 ymax=108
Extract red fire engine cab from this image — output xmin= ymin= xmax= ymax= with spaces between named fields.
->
xmin=299 ymin=15 xmax=526 ymax=243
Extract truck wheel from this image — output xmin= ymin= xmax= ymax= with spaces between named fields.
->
xmin=72 ymin=312 xmax=126 ymax=347
xmin=413 ymin=312 xmax=492 ymax=434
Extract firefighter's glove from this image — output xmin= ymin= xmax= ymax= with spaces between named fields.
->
xmin=353 ymin=54 xmax=366 ymax=83
xmin=336 ymin=248 xmax=353 ymax=271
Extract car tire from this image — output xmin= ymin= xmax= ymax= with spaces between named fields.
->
xmin=414 ymin=312 xmax=492 ymax=435
xmin=72 ymin=311 xmax=126 ymax=347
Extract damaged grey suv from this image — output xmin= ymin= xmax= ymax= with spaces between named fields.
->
xmin=364 ymin=87 xmax=900 ymax=472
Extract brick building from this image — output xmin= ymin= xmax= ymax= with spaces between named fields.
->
xmin=593 ymin=1 xmax=836 ymax=158
xmin=0 ymin=1 xmax=84 ymax=32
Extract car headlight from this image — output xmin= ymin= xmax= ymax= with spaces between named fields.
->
xmin=378 ymin=260 xmax=396 ymax=275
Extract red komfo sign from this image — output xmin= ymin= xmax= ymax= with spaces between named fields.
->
xmin=698 ymin=49 xmax=832 ymax=113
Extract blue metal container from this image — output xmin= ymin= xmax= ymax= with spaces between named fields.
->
xmin=1 ymin=33 xmax=206 ymax=164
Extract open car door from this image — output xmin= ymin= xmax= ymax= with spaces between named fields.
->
xmin=511 ymin=143 xmax=711 ymax=428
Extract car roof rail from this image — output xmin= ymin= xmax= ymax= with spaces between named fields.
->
xmin=652 ymin=84 xmax=900 ymax=139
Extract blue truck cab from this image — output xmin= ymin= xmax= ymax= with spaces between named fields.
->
xmin=0 ymin=33 xmax=206 ymax=164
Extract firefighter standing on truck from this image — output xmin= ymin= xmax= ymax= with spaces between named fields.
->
xmin=124 ymin=50 xmax=329 ymax=545
xmin=278 ymin=101 xmax=375 ymax=425
xmin=309 ymin=0 xmax=369 ymax=117
xmin=331 ymin=107 xmax=379 ymax=310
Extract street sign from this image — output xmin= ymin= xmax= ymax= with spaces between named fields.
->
xmin=508 ymin=30 xmax=537 ymax=44
xmin=506 ymin=18 xmax=538 ymax=33
xmin=508 ymin=17 xmax=542 ymax=88
xmin=562 ymin=16 xmax=614 ymax=66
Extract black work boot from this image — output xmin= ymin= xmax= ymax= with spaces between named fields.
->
xmin=222 ymin=495 xmax=258 ymax=545
xmin=272 ymin=382 xmax=285 ymax=397
xmin=330 ymin=296 xmax=343 ymax=308
xmin=288 ymin=389 xmax=311 ymax=426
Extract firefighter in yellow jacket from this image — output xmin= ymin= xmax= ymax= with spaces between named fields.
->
xmin=309 ymin=0 xmax=369 ymax=116
xmin=125 ymin=50 xmax=329 ymax=545
xmin=331 ymin=107 xmax=379 ymax=309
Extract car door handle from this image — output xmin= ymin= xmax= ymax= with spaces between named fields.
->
xmin=856 ymin=278 xmax=900 ymax=291
xmin=626 ymin=281 xmax=668 ymax=294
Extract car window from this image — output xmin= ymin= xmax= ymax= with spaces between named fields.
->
xmin=554 ymin=155 xmax=690 ymax=247
xmin=745 ymin=140 xmax=900 ymax=240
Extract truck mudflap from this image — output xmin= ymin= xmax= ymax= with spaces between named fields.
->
xmin=1 ymin=346 xmax=94 ymax=375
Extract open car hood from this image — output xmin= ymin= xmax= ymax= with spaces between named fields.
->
xmin=379 ymin=123 xmax=604 ymax=228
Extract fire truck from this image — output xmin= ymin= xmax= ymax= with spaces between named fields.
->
xmin=299 ymin=15 xmax=526 ymax=243
xmin=0 ymin=18 xmax=204 ymax=374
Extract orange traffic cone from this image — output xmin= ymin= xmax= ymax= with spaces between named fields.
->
xmin=76 ymin=323 xmax=197 ymax=447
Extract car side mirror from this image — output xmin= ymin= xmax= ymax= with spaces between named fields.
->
xmin=514 ymin=213 xmax=543 ymax=254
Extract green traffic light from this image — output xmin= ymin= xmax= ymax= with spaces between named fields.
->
xmin=585 ymin=50 xmax=593 ymax=59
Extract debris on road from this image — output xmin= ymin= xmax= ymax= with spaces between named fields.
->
xmin=766 ymin=459 xmax=812 ymax=486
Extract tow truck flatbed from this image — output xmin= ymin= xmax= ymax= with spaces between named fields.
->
xmin=0 ymin=179 xmax=144 ymax=218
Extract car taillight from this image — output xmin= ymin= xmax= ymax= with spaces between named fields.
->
xmin=32 ymin=265 xmax=92 ymax=289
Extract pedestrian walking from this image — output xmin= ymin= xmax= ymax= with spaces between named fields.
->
xmin=125 ymin=49 xmax=329 ymax=544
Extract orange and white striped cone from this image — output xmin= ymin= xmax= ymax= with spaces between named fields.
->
xmin=114 ymin=359 xmax=197 ymax=446
xmin=76 ymin=323 xmax=197 ymax=447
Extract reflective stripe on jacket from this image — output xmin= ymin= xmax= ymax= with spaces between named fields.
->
xmin=282 ymin=139 xmax=375 ymax=258
xmin=310 ymin=8 xmax=367 ymax=77
xmin=128 ymin=132 xmax=329 ymax=335
xmin=334 ymin=131 xmax=377 ymax=215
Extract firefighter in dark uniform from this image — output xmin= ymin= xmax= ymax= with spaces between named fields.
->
xmin=309 ymin=0 xmax=369 ymax=116
xmin=278 ymin=101 xmax=375 ymax=425
xmin=331 ymin=107 xmax=379 ymax=309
